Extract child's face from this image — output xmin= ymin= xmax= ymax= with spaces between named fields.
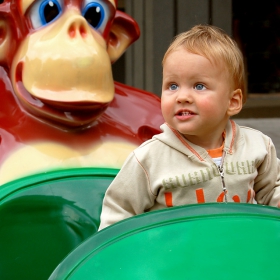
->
xmin=161 ymin=47 xmax=238 ymax=147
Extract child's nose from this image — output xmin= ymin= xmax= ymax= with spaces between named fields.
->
xmin=176 ymin=89 xmax=193 ymax=104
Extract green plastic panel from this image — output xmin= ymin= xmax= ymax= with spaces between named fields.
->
xmin=0 ymin=168 xmax=118 ymax=280
xmin=49 ymin=203 xmax=280 ymax=280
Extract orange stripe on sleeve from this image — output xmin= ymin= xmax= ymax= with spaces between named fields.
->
xmin=217 ymin=192 xmax=225 ymax=202
xmin=232 ymin=195 xmax=240 ymax=203
xmin=164 ymin=192 xmax=173 ymax=207
xmin=196 ymin=188 xmax=205 ymax=203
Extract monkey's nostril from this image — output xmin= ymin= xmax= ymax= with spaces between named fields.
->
xmin=80 ymin=26 xmax=87 ymax=38
xmin=69 ymin=24 xmax=75 ymax=38
xmin=68 ymin=22 xmax=88 ymax=38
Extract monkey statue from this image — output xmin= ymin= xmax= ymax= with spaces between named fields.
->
xmin=0 ymin=0 xmax=163 ymax=185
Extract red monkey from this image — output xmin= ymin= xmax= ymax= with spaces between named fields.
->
xmin=0 ymin=0 xmax=164 ymax=184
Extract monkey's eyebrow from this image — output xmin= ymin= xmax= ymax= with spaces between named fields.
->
xmin=107 ymin=0 xmax=116 ymax=9
xmin=21 ymin=0 xmax=36 ymax=15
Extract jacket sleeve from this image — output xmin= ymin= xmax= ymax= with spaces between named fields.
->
xmin=98 ymin=151 xmax=156 ymax=230
xmin=254 ymin=137 xmax=280 ymax=206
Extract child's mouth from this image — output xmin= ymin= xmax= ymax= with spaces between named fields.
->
xmin=181 ymin=111 xmax=191 ymax=116
xmin=177 ymin=110 xmax=194 ymax=116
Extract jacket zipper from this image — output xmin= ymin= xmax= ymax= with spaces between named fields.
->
xmin=217 ymin=151 xmax=227 ymax=202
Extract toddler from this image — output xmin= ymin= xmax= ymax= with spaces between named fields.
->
xmin=99 ymin=25 xmax=280 ymax=230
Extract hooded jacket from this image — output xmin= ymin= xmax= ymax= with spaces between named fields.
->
xmin=99 ymin=120 xmax=280 ymax=230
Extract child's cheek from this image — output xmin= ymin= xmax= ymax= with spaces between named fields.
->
xmin=198 ymin=98 xmax=217 ymax=114
xmin=161 ymin=106 xmax=171 ymax=122
xmin=161 ymin=98 xmax=173 ymax=117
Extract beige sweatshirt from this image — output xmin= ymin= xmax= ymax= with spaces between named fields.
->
xmin=99 ymin=120 xmax=280 ymax=230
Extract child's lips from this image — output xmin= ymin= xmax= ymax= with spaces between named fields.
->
xmin=175 ymin=109 xmax=196 ymax=121
xmin=175 ymin=109 xmax=196 ymax=116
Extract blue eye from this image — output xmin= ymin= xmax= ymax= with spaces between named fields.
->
xmin=82 ymin=3 xmax=104 ymax=29
xmin=28 ymin=0 xmax=63 ymax=29
xmin=195 ymin=84 xmax=206 ymax=90
xmin=169 ymin=84 xmax=178 ymax=91
xmin=82 ymin=0 xmax=114 ymax=33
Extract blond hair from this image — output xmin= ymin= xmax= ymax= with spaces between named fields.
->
xmin=162 ymin=25 xmax=247 ymax=103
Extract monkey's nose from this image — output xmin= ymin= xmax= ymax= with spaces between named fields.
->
xmin=68 ymin=21 xmax=88 ymax=38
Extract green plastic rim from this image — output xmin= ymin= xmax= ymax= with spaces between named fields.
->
xmin=0 ymin=167 xmax=119 ymax=200
xmin=49 ymin=203 xmax=280 ymax=280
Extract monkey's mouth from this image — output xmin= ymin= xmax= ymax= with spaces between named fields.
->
xmin=15 ymin=62 xmax=110 ymax=128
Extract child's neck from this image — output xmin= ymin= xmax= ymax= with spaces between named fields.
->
xmin=184 ymin=132 xmax=225 ymax=151
xmin=207 ymin=142 xmax=224 ymax=158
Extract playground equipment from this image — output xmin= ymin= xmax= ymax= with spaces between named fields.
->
xmin=1 ymin=1 xmax=279 ymax=279
xmin=0 ymin=0 xmax=163 ymax=185
xmin=49 ymin=203 xmax=280 ymax=280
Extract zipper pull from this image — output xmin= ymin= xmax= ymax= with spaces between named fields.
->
xmin=218 ymin=164 xmax=228 ymax=203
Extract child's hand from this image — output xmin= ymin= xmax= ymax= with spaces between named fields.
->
xmin=277 ymin=201 xmax=280 ymax=208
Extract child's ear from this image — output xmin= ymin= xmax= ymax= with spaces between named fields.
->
xmin=227 ymin=89 xmax=243 ymax=116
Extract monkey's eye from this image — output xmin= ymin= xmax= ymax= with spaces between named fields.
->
xmin=82 ymin=0 xmax=114 ymax=34
xmin=28 ymin=0 xmax=63 ymax=29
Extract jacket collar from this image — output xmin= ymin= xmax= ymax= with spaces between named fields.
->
xmin=154 ymin=120 xmax=238 ymax=161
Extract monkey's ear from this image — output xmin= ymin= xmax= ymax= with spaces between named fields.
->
xmin=0 ymin=18 xmax=13 ymax=66
xmin=107 ymin=10 xmax=140 ymax=63
xmin=0 ymin=19 xmax=10 ymax=63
